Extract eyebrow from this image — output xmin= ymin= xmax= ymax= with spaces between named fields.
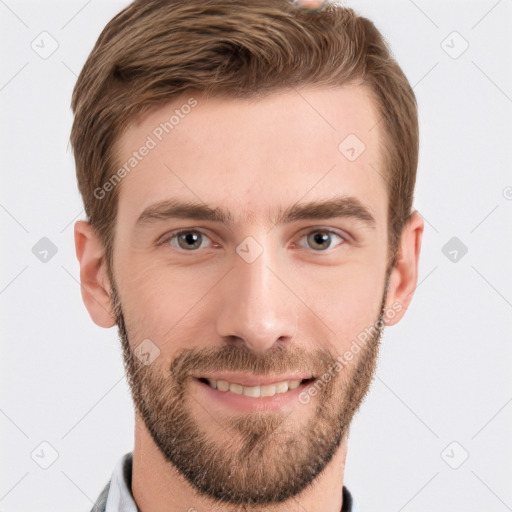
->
xmin=135 ymin=195 xmax=377 ymax=230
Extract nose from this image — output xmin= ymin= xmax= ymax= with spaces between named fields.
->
xmin=215 ymin=243 xmax=298 ymax=354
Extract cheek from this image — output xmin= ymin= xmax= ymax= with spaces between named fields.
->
xmin=292 ymin=257 xmax=386 ymax=344
xmin=116 ymin=256 xmax=218 ymax=348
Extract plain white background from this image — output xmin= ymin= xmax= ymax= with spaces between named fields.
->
xmin=1 ymin=1 xmax=511 ymax=511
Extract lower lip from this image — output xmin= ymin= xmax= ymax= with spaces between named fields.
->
xmin=192 ymin=378 xmax=315 ymax=413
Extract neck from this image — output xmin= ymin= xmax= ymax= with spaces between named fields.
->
xmin=131 ymin=414 xmax=349 ymax=512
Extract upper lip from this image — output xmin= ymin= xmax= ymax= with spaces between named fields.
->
xmin=193 ymin=372 xmax=314 ymax=387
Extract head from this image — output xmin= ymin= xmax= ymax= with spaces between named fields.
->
xmin=72 ymin=0 xmax=423 ymax=507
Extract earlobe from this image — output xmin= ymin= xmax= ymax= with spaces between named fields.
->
xmin=383 ymin=211 xmax=424 ymax=327
xmin=74 ymin=220 xmax=117 ymax=328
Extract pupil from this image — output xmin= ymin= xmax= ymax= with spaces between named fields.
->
xmin=180 ymin=232 xmax=200 ymax=249
xmin=311 ymin=232 xmax=330 ymax=249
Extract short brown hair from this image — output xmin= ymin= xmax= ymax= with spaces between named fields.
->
xmin=70 ymin=0 xmax=418 ymax=273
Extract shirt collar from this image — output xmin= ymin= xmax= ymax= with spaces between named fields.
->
xmin=104 ymin=452 xmax=139 ymax=512
xmin=102 ymin=452 xmax=357 ymax=512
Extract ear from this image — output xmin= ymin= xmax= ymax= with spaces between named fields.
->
xmin=74 ymin=220 xmax=116 ymax=328
xmin=383 ymin=210 xmax=424 ymax=326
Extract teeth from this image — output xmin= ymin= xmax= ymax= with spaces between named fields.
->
xmin=205 ymin=378 xmax=303 ymax=397
xmin=243 ymin=386 xmax=260 ymax=397
xmin=230 ymin=383 xmax=243 ymax=395
xmin=217 ymin=380 xmax=229 ymax=392
xmin=261 ymin=384 xmax=276 ymax=397
xmin=275 ymin=381 xmax=288 ymax=394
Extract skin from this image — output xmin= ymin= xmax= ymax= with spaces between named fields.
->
xmin=74 ymin=84 xmax=423 ymax=512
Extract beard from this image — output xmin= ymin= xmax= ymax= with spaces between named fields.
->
xmin=108 ymin=268 xmax=390 ymax=508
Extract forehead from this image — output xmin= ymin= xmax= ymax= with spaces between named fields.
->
xmin=113 ymin=84 xmax=386 ymax=228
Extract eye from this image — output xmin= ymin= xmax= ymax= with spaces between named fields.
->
xmin=160 ymin=229 xmax=214 ymax=251
xmin=299 ymin=229 xmax=347 ymax=251
xmin=158 ymin=228 xmax=348 ymax=253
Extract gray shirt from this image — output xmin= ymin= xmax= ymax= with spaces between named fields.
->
xmin=90 ymin=452 xmax=358 ymax=512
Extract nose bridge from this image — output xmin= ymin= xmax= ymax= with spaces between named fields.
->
xmin=216 ymin=241 xmax=298 ymax=352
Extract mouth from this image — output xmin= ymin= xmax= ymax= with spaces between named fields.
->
xmin=195 ymin=377 xmax=316 ymax=398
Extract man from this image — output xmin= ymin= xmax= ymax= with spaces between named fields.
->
xmin=71 ymin=0 xmax=424 ymax=510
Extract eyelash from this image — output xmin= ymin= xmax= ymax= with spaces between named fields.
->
xmin=158 ymin=228 xmax=349 ymax=253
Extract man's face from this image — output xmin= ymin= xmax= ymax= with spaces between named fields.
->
xmin=108 ymin=85 xmax=393 ymax=505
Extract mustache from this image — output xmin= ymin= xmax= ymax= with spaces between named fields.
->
xmin=169 ymin=343 xmax=337 ymax=384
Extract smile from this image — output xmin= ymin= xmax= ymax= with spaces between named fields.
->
xmin=202 ymin=377 xmax=312 ymax=397
xmin=197 ymin=377 xmax=315 ymax=398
